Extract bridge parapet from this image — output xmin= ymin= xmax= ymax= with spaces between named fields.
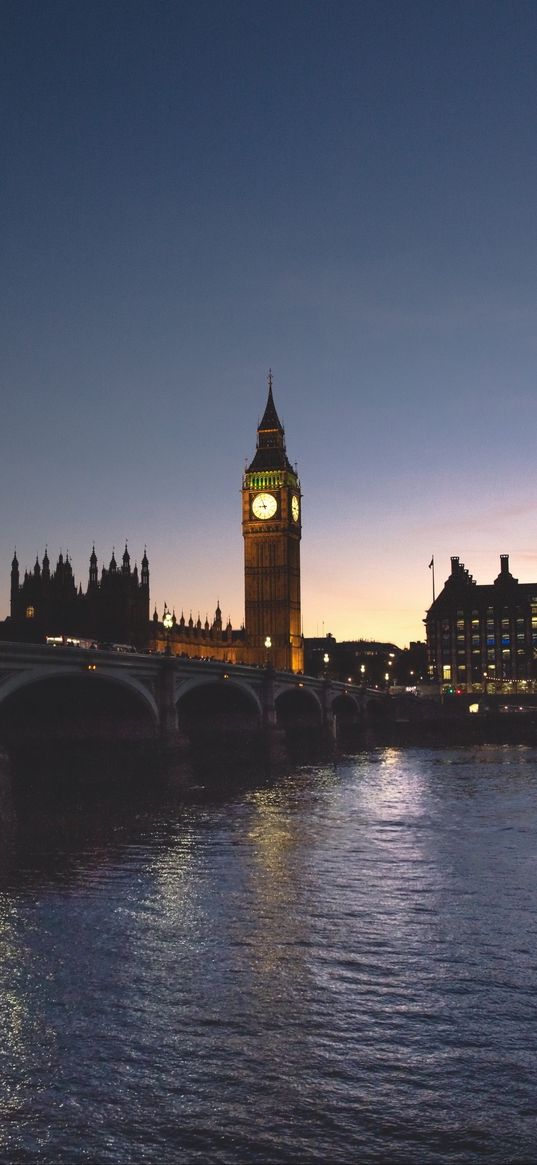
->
xmin=0 ymin=641 xmax=381 ymax=743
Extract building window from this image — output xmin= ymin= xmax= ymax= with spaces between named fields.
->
xmin=25 ymin=605 xmax=35 ymax=619
xmin=442 ymin=665 xmax=451 ymax=681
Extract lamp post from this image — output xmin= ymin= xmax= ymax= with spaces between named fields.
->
xmin=163 ymin=609 xmax=173 ymax=656
xmin=264 ymin=635 xmax=272 ymax=667
xmin=323 ymin=652 xmax=329 ymax=679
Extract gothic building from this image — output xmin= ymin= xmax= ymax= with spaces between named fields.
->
xmin=3 ymin=545 xmax=150 ymax=649
xmin=242 ymin=375 xmax=303 ymax=671
xmin=425 ymin=554 xmax=537 ymax=692
xmin=2 ymin=378 xmax=304 ymax=672
xmin=150 ymin=377 xmax=304 ymax=670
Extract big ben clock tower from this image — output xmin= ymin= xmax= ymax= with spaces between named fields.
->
xmin=243 ymin=373 xmax=303 ymax=673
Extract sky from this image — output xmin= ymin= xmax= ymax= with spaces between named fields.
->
xmin=1 ymin=0 xmax=536 ymax=648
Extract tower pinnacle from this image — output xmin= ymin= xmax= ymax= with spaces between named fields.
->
xmin=248 ymin=373 xmax=292 ymax=473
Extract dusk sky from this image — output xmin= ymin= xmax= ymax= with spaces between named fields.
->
xmin=2 ymin=0 xmax=536 ymax=647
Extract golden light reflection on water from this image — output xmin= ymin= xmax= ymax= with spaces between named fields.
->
xmin=149 ymin=828 xmax=197 ymax=924
xmin=241 ymin=782 xmax=325 ymax=981
xmin=0 ymin=900 xmax=55 ymax=1142
xmin=355 ymin=747 xmax=429 ymax=821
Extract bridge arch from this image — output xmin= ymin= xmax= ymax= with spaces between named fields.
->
xmin=363 ymin=693 xmax=391 ymax=723
xmin=274 ymin=685 xmax=323 ymax=726
xmin=331 ymin=692 xmax=361 ymax=721
xmin=174 ymin=673 xmax=263 ymax=718
xmin=0 ymin=666 xmax=159 ymax=735
xmin=174 ymin=673 xmax=263 ymax=753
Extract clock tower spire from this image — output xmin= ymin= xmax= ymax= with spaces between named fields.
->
xmin=242 ymin=374 xmax=303 ymax=672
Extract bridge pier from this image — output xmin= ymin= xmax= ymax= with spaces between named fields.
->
xmin=158 ymin=655 xmax=179 ymax=736
xmin=158 ymin=657 xmax=192 ymax=787
xmin=0 ymin=745 xmax=16 ymax=833
xmin=261 ymin=665 xmax=288 ymax=766
xmin=321 ymin=680 xmax=337 ymax=752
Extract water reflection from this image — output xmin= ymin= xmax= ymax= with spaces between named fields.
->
xmin=0 ymin=747 xmax=536 ymax=1163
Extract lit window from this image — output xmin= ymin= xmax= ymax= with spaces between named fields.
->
xmin=25 ymin=605 xmax=35 ymax=619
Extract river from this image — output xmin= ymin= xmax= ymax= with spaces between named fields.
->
xmin=1 ymin=745 xmax=536 ymax=1163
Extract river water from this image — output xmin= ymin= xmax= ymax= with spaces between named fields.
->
xmin=1 ymin=745 xmax=536 ymax=1164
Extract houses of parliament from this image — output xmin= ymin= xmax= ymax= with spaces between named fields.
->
xmin=1 ymin=379 xmax=305 ymax=673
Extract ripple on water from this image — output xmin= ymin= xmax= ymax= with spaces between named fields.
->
xmin=0 ymin=747 xmax=536 ymax=1163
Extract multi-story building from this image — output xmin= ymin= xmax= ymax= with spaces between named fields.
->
xmin=304 ymin=635 xmax=402 ymax=686
xmin=425 ymin=555 xmax=537 ymax=693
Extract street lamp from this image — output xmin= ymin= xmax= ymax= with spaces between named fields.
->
xmin=163 ymin=608 xmax=173 ymax=656
xmin=323 ymin=652 xmax=329 ymax=678
xmin=264 ymin=635 xmax=272 ymax=666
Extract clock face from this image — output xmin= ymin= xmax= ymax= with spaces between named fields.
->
xmin=252 ymin=492 xmax=278 ymax=520
xmin=291 ymin=495 xmax=300 ymax=522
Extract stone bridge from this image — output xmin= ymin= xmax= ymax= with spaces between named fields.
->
xmin=0 ymin=641 xmax=388 ymax=779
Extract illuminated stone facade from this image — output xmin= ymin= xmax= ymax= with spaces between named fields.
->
xmin=242 ymin=376 xmax=303 ymax=672
xmin=425 ymin=555 xmax=537 ymax=693
xmin=152 ymin=377 xmax=304 ymax=672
